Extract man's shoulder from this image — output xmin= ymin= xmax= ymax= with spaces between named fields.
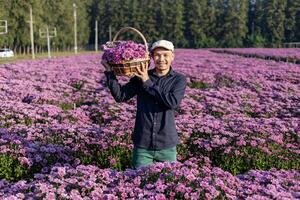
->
xmin=172 ymin=70 xmax=186 ymax=81
xmin=173 ymin=70 xmax=185 ymax=77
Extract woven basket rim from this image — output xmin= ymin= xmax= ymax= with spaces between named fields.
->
xmin=113 ymin=65 xmax=141 ymax=69
xmin=108 ymin=56 xmax=150 ymax=65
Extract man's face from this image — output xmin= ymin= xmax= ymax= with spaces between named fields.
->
xmin=152 ymin=47 xmax=174 ymax=72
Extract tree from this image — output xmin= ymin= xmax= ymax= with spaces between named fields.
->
xmin=257 ymin=0 xmax=287 ymax=47
xmin=184 ymin=0 xmax=216 ymax=48
xmin=284 ymin=0 xmax=300 ymax=43
xmin=220 ymin=0 xmax=248 ymax=47
xmin=1 ymin=0 xmax=300 ymax=50
xmin=0 ymin=0 xmax=12 ymax=48
xmin=156 ymin=0 xmax=186 ymax=47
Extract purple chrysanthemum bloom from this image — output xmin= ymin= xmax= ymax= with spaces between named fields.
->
xmin=122 ymin=51 xmax=131 ymax=60
xmin=133 ymin=51 xmax=140 ymax=59
xmin=101 ymin=40 xmax=147 ymax=63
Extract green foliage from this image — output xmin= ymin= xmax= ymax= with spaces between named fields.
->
xmin=1 ymin=0 xmax=299 ymax=48
xmin=220 ymin=0 xmax=248 ymax=47
xmin=0 ymin=152 xmax=73 ymax=182
xmin=0 ymin=113 xmax=47 ymax=128
xmin=242 ymin=103 xmax=259 ymax=118
xmin=89 ymin=111 xmax=105 ymax=124
xmin=255 ymin=0 xmax=287 ymax=47
xmin=284 ymin=0 xmax=300 ymax=42
xmin=214 ymin=73 xmax=236 ymax=88
xmin=181 ymin=131 xmax=300 ymax=176
xmin=0 ymin=154 xmax=30 ymax=181
xmin=24 ymin=116 xmax=33 ymax=126
xmin=59 ymin=102 xmax=74 ymax=111
xmin=245 ymin=32 xmax=267 ymax=47
xmin=0 ymin=0 xmax=91 ymax=52
xmin=213 ymin=146 xmax=300 ymax=175
xmin=184 ymin=0 xmax=218 ymax=48
xmin=71 ymin=80 xmax=85 ymax=91
xmin=188 ymin=81 xmax=211 ymax=89
xmin=3 ymin=128 xmax=300 ymax=181
xmin=74 ymin=145 xmax=132 ymax=171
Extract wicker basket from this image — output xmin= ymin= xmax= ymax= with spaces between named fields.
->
xmin=107 ymin=27 xmax=150 ymax=76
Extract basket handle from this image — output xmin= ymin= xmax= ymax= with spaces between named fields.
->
xmin=112 ymin=27 xmax=149 ymax=55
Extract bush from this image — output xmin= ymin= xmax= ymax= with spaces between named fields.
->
xmin=0 ymin=154 xmax=33 ymax=181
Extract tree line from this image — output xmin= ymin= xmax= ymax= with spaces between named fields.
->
xmin=0 ymin=0 xmax=299 ymax=53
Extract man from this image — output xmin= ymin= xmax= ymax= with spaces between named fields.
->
xmin=102 ymin=40 xmax=186 ymax=169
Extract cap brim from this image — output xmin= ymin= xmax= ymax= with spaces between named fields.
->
xmin=151 ymin=46 xmax=173 ymax=52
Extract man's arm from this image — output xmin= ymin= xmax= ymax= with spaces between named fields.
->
xmin=142 ymin=75 xmax=187 ymax=109
xmin=104 ymin=71 xmax=138 ymax=103
xmin=102 ymin=60 xmax=137 ymax=102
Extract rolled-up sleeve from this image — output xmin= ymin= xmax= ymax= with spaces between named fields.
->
xmin=104 ymin=71 xmax=138 ymax=102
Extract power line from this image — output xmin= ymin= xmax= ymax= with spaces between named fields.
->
xmin=39 ymin=26 xmax=57 ymax=58
xmin=0 ymin=20 xmax=7 ymax=35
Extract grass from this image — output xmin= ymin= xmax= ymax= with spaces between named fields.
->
xmin=0 ymin=50 xmax=100 ymax=65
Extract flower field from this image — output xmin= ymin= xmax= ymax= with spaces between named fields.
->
xmin=211 ymin=48 xmax=300 ymax=64
xmin=0 ymin=50 xmax=300 ymax=199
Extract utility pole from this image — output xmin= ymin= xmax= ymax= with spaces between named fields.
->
xmin=0 ymin=20 xmax=8 ymax=49
xmin=73 ymin=3 xmax=78 ymax=54
xmin=95 ymin=20 xmax=98 ymax=52
xmin=0 ymin=20 xmax=7 ymax=35
xmin=109 ymin=25 xmax=112 ymax=42
xmin=29 ymin=6 xmax=35 ymax=59
xmin=39 ymin=26 xmax=57 ymax=58
xmin=250 ymin=0 xmax=256 ymax=36
xmin=46 ymin=27 xmax=50 ymax=58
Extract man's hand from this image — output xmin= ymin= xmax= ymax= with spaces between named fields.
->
xmin=101 ymin=60 xmax=112 ymax=72
xmin=134 ymin=62 xmax=149 ymax=82
xmin=125 ymin=73 xmax=135 ymax=78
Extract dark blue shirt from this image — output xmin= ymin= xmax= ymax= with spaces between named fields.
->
xmin=104 ymin=68 xmax=187 ymax=150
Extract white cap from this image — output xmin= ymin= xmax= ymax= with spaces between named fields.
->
xmin=150 ymin=40 xmax=174 ymax=52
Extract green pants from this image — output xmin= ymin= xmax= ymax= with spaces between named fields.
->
xmin=132 ymin=146 xmax=177 ymax=169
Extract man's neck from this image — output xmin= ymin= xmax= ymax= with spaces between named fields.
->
xmin=155 ymin=68 xmax=170 ymax=77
